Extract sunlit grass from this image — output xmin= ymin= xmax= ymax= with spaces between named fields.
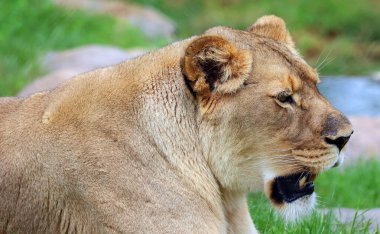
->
xmin=130 ymin=0 xmax=380 ymax=75
xmin=0 ymin=0 xmax=162 ymax=96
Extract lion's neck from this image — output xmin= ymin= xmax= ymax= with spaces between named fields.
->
xmin=222 ymin=190 xmax=257 ymax=233
xmin=136 ymin=62 xmax=225 ymax=224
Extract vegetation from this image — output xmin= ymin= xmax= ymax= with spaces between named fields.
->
xmin=0 ymin=0 xmax=155 ymax=96
xmin=130 ymin=0 xmax=380 ymax=75
xmin=2 ymin=0 xmax=380 ymax=96
xmin=249 ymin=159 xmax=380 ymax=233
xmin=316 ymin=159 xmax=380 ymax=209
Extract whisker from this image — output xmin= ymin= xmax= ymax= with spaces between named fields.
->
xmin=318 ymin=56 xmax=336 ymax=73
xmin=316 ymin=47 xmax=333 ymax=71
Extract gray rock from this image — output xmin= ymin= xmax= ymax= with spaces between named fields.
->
xmin=18 ymin=45 xmax=146 ymax=97
xmin=321 ymin=208 xmax=380 ymax=231
xmin=18 ymin=69 xmax=80 ymax=97
xmin=344 ymin=117 xmax=380 ymax=163
xmin=373 ymin=71 xmax=380 ymax=82
xmin=42 ymin=44 xmax=145 ymax=73
xmin=53 ymin=0 xmax=176 ymax=39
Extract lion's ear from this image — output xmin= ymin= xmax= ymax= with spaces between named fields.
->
xmin=248 ymin=15 xmax=294 ymax=47
xmin=183 ymin=35 xmax=252 ymax=96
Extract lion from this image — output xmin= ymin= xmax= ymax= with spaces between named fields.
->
xmin=0 ymin=15 xmax=353 ymax=233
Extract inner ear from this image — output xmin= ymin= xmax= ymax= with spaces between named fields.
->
xmin=183 ymin=35 xmax=252 ymax=96
xmin=248 ymin=15 xmax=294 ymax=47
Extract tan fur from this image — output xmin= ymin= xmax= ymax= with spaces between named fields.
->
xmin=0 ymin=16 xmax=352 ymax=233
xmin=248 ymin=15 xmax=295 ymax=48
xmin=183 ymin=36 xmax=252 ymax=96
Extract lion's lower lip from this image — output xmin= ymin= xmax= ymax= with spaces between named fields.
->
xmin=271 ymin=172 xmax=315 ymax=203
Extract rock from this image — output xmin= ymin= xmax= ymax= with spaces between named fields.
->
xmin=18 ymin=69 xmax=80 ymax=97
xmin=42 ymin=44 xmax=145 ymax=73
xmin=372 ymin=71 xmax=380 ymax=82
xmin=321 ymin=208 xmax=380 ymax=231
xmin=18 ymin=45 xmax=146 ymax=97
xmin=344 ymin=117 xmax=380 ymax=163
xmin=53 ymin=0 xmax=176 ymax=39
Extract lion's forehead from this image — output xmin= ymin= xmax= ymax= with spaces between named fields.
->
xmin=206 ymin=26 xmax=319 ymax=85
xmin=253 ymin=42 xmax=318 ymax=85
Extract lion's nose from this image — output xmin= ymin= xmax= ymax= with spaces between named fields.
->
xmin=323 ymin=113 xmax=353 ymax=152
xmin=325 ymin=132 xmax=353 ymax=151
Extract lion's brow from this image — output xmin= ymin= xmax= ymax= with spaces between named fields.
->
xmin=257 ymin=40 xmax=319 ymax=84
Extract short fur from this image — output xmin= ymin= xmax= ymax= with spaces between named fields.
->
xmin=0 ymin=16 xmax=352 ymax=233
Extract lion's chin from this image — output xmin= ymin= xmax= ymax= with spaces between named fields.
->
xmin=264 ymin=171 xmax=317 ymax=222
xmin=274 ymin=193 xmax=316 ymax=222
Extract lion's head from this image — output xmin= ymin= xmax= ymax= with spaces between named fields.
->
xmin=182 ymin=15 xmax=353 ymax=221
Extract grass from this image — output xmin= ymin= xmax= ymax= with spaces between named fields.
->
xmin=0 ymin=0 xmax=163 ymax=97
xmin=248 ymin=159 xmax=380 ymax=233
xmin=129 ymin=0 xmax=380 ymax=75
xmin=2 ymin=0 xmax=379 ymax=96
xmin=316 ymin=159 xmax=380 ymax=208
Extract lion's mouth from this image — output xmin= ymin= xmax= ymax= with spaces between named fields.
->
xmin=270 ymin=172 xmax=316 ymax=204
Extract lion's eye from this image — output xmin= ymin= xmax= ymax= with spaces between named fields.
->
xmin=277 ymin=92 xmax=294 ymax=104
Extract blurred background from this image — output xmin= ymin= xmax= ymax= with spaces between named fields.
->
xmin=1 ymin=0 xmax=379 ymax=232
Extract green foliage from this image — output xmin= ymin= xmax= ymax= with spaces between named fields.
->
xmin=248 ymin=159 xmax=380 ymax=233
xmin=128 ymin=0 xmax=380 ymax=39
xmin=0 ymin=0 xmax=154 ymax=96
xmin=249 ymin=194 xmax=374 ymax=234
xmin=129 ymin=0 xmax=380 ymax=75
xmin=316 ymin=159 xmax=380 ymax=208
xmin=2 ymin=0 xmax=379 ymax=96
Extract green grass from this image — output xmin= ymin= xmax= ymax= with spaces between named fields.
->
xmin=0 ymin=0 xmax=163 ymax=97
xmin=248 ymin=159 xmax=380 ymax=233
xmin=316 ymin=159 xmax=380 ymax=209
xmin=2 ymin=0 xmax=379 ymax=97
xmin=129 ymin=0 xmax=380 ymax=75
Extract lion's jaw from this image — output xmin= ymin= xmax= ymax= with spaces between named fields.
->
xmin=263 ymin=169 xmax=317 ymax=222
xmin=262 ymin=146 xmax=349 ymax=222
xmin=200 ymin=105 xmax=351 ymax=222
xmin=202 ymin=121 xmax=347 ymax=223
xmin=199 ymin=92 xmax=351 ymax=222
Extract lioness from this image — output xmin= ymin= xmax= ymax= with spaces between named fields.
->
xmin=0 ymin=15 xmax=352 ymax=233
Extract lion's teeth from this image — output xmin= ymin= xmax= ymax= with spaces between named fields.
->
xmin=299 ymin=176 xmax=307 ymax=188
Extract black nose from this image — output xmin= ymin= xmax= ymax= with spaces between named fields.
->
xmin=325 ymin=135 xmax=351 ymax=151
